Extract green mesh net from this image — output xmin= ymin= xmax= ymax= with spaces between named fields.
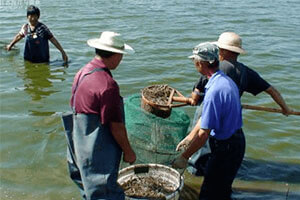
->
xmin=124 ymin=94 xmax=190 ymax=166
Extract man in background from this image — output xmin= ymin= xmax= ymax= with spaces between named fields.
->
xmin=6 ymin=5 xmax=68 ymax=64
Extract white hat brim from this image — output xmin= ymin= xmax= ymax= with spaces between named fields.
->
xmin=214 ymin=41 xmax=246 ymax=54
xmin=188 ymin=55 xmax=196 ymax=59
xmin=87 ymin=39 xmax=135 ymax=54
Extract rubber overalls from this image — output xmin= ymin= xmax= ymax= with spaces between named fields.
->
xmin=62 ymin=68 xmax=125 ymax=200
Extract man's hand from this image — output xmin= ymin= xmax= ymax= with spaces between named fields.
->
xmin=172 ymin=155 xmax=188 ymax=169
xmin=6 ymin=44 xmax=12 ymax=51
xmin=110 ymin=122 xmax=136 ymax=164
xmin=265 ymin=86 xmax=290 ymax=117
xmin=190 ymin=98 xmax=197 ymax=106
xmin=176 ymin=138 xmax=191 ymax=152
xmin=62 ymin=52 xmax=68 ymax=64
xmin=123 ymin=149 xmax=136 ymax=164
xmin=282 ymin=107 xmax=291 ymax=116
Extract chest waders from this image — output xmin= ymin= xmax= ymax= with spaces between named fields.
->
xmin=24 ymin=24 xmax=50 ymax=63
xmin=61 ymin=68 xmax=125 ymax=200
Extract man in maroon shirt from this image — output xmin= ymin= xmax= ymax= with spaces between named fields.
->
xmin=67 ymin=31 xmax=136 ymax=200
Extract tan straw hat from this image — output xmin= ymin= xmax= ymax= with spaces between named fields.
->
xmin=215 ymin=32 xmax=246 ymax=54
xmin=87 ymin=31 xmax=134 ymax=54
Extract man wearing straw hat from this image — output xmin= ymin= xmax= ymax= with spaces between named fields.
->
xmin=183 ymin=32 xmax=291 ymax=177
xmin=191 ymin=32 xmax=290 ymax=112
xmin=217 ymin=32 xmax=290 ymax=113
xmin=173 ymin=42 xmax=245 ymax=200
xmin=66 ymin=31 xmax=136 ymax=199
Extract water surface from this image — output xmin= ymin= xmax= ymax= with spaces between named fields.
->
xmin=1 ymin=0 xmax=300 ymax=199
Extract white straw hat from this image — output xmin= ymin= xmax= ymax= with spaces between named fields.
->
xmin=87 ymin=31 xmax=134 ymax=54
xmin=215 ymin=32 xmax=246 ymax=54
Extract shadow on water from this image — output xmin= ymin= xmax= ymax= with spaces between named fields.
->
xmin=237 ymin=157 xmax=300 ymax=184
xmin=180 ymin=184 xmax=300 ymax=200
xmin=232 ymin=189 xmax=300 ymax=200
xmin=181 ymin=157 xmax=300 ymax=200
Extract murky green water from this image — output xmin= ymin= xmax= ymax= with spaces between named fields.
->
xmin=1 ymin=0 xmax=300 ymax=199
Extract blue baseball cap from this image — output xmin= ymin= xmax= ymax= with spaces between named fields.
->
xmin=188 ymin=42 xmax=219 ymax=63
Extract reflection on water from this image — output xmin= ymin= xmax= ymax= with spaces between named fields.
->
xmin=29 ymin=110 xmax=56 ymax=116
xmin=20 ymin=61 xmax=57 ymax=101
xmin=14 ymin=61 xmax=67 ymax=116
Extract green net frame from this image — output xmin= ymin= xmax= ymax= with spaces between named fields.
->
xmin=124 ymin=94 xmax=190 ymax=166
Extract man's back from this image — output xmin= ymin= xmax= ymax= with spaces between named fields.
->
xmin=70 ymin=58 xmax=122 ymax=125
xmin=220 ymin=60 xmax=270 ymax=96
xmin=202 ymin=71 xmax=242 ymax=140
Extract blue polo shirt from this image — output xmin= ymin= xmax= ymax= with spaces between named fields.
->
xmin=201 ymin=70 xmax=242 ymax=140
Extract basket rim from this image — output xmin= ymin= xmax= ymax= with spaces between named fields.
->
xmin=118 ymin=163 xmax=184 ymax=199
xmin=141 ymin=85 xmax=175 ymax=108
xmin=119 ymin=163 xmax=180 ymax=175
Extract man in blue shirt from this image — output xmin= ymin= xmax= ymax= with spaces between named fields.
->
xmin=173 ymin=42 xmax=245 ymax=200
xmin=186 ymin=32 xmax=291 ymax=177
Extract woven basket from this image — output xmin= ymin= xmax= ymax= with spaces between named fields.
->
xmin=141 ymin=85 xmax=187 ymax=118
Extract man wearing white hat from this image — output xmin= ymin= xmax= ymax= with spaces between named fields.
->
xmin=217 ymin=32 xmax=290 ymax=113
xmin=195 ymin=32 xmax=290 ymax=114
xmin=66 ymin=31 xmax=136 ymax=199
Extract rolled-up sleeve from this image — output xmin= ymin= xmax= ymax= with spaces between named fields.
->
xmin=19 ymin=24 xmax=27 ymax=37
xmin=245 ymin=67 xmax=270 ymax=95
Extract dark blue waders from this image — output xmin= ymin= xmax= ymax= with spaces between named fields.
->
xmin=199 ymin=129 xmax=245 ymax=200
xmin=187 ymin=101 xmax=245 ymax=199
xmin=24 ymin=24 xmax=50 ymax=63
xmin=61 ymin=68 xmax=125 ymax=200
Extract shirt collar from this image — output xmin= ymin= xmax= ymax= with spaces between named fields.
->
xmin=204 ymin=70 xmax=223 ymax=90
xmin=90 ymin=57 xmax=106 ymax=68
xmin=90 ymin=57 xmax=112 ymax=77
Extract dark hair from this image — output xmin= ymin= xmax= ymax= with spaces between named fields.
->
xmin=27 ymin=5 xmax=40 ymax=18
xmin=95 ymin=48 xmax=116 ymax=58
